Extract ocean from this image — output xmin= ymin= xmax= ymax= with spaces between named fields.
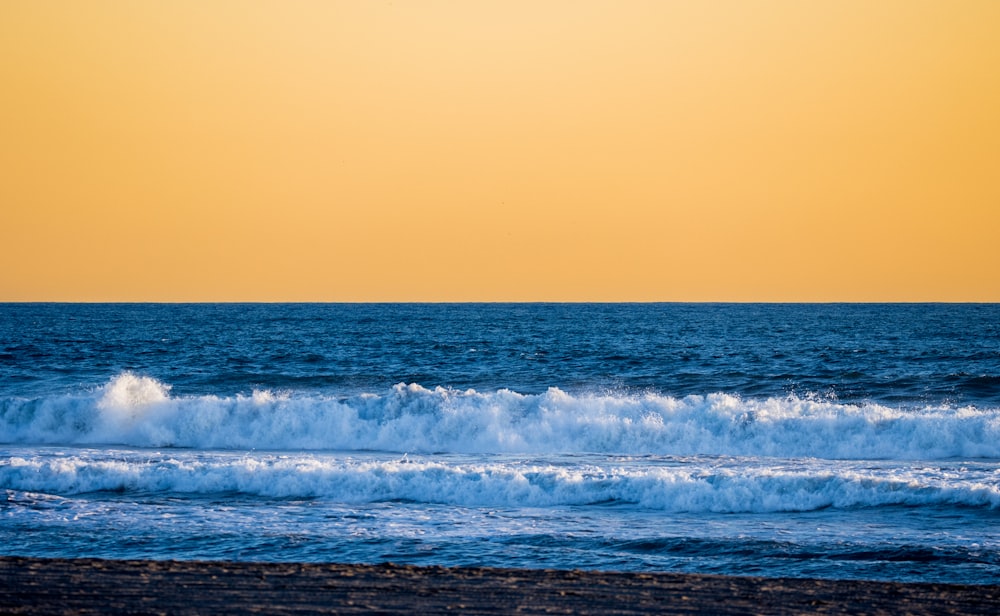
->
xmin=1 ymin=303 xmax=998 ymax=583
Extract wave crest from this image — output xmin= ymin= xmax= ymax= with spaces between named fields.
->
xmin=1 ymin=374 xmax=998 ymax=460
xmin=98 ymin=372 xmax=171 ymax=410
xmin=3 ymin=453 xmax=997 ymax=512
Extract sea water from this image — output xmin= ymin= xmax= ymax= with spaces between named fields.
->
xmin=1 ymin=303 xmax=998 ymax=583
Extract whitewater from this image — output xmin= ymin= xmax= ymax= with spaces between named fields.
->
xmin=2 ymin=303 xmax=998 ymax=583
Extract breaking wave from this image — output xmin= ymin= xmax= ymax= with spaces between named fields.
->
xmin=1 ymin=373 xmax=999 ymax=460
xmin=2 ymin=451 xmax=998 ymax=512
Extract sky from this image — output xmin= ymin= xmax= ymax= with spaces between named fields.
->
xmin=2 ymin=1 xmax=998 ymax=302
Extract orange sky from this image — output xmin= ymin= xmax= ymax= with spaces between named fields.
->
xmin=2 ymin=1 xmax=998 ymax=301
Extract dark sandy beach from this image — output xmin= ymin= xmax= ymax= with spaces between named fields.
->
xmin=1 ymin=557 xmax=998 ymax=615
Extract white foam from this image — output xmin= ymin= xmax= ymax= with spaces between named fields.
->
xmin=98 ymin=373 xmax=170 ymax=409
xmin=1 ymin=374 xmax=999 ymax=460
xmin=1 ymin=452 xmax=997 ymax=512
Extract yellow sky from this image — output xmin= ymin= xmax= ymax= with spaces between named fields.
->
xmin=2 ymin=1 xmax=998 ymax=301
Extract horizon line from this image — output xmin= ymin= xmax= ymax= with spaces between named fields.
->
xmin=2 ymin=300 xmax=997 ymax=305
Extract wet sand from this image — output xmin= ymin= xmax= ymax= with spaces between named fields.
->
xmin=1 ymin=556 xmax=998 ymax=615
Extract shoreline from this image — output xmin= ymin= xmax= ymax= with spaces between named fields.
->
xmin=2 ymin=557 xmax=998 ymax=615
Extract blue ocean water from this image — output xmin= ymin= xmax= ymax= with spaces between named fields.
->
xmin=1 ymin=303 xmax=998 ymax=583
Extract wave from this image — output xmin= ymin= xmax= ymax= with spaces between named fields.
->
xmin=1 ymin=373 xmax=999 ymax=459
xmin=2 ymin=452 xmax=997 ymax=512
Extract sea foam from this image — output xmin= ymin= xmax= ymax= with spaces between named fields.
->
xmin=1 ymin=373 xmax=998 ymax=460
xmin=2 ymin=451 xmax=998 ymax=512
